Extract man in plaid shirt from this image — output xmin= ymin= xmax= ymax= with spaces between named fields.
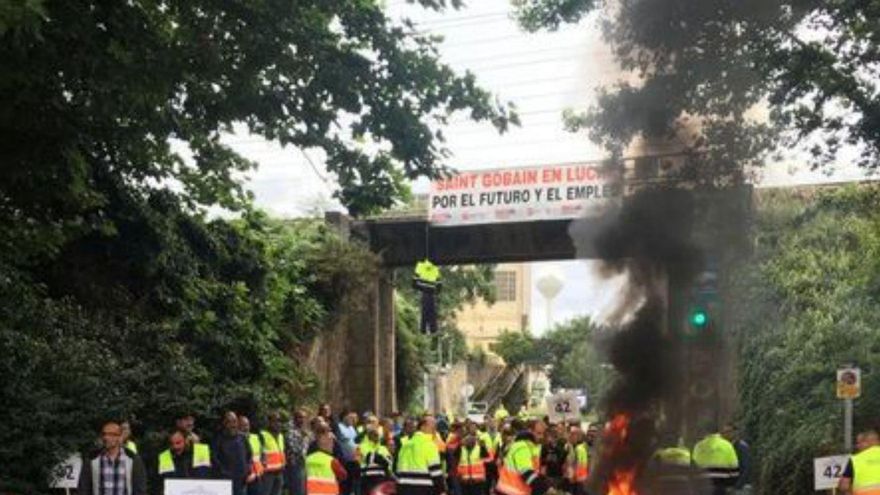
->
xmin=285 ymin=409 xmax=311 ymax=495
xmin=78 ymin=419 xmax=147 ymax=495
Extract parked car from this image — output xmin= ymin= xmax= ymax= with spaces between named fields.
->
xmin=466 ymin=401 xmax=489 ymax=423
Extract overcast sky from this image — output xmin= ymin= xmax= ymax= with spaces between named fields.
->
xmin=226 ymin=0 xmax=872 ymax=334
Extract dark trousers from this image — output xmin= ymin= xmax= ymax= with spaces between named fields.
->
xmin=420 ymin=292 xmax=437 ymax=334
xmin=263 ymin=471 xmax=284 ymax=495
xmin=246 ymin=479 xmax=261 ymax=495
xmin=461 ymin=481 xmax=485 ymax=495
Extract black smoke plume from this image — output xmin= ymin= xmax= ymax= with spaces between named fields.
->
xmin=572 ymin=188 xmax=706 ymax=493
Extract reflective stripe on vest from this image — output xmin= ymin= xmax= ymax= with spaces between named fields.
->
xmin=693 ymin=434 xmax=738 ymax=479
xmin=496 ymin=441 xmax=538 ymax=495
xmin=262 ymin=431 xmax=287 ymax=472
xmin=457 ymin=446 xmax=487 ymax=482
xmin=361 ymin=443 xmax=391 ymax=478
xmin=306 ymin=451 xmax=339 ymax=495
xmin=854 ymin=446 xmax=880 ymax=494
xmin=396 ymin=431 xmax=440 ymax=487
xmin=158 ymin=444 xmax=211 ymax=475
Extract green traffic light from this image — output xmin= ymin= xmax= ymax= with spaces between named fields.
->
xmin=690 ymin=310 xmax=708 ymax=327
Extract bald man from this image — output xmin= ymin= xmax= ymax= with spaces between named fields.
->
xmin=839 ymin=428 xmax=880 ymax=494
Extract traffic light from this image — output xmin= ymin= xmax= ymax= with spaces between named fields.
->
xmin=689 ymin=308 xmax=708 ymax=328
xmin=683 ymin=268 xmax=718 ymax=338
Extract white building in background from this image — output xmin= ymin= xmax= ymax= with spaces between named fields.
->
xmin=455 ymin=263 xmax=532 ymax=354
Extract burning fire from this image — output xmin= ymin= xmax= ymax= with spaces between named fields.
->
xmin=604 ymin=413 xmax=639 ymax=495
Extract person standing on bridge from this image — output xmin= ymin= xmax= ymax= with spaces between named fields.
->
xmin=413 ymin=259 xmax=441 ymax=334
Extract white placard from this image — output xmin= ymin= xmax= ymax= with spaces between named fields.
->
xmin=814 ymin=454 xmax=849 ymax=491
xmin=546 ymin=391 xmax=580 ymax=423
xmin=165 ymin=479 xmax=232 ymax=495
xmin=429 ymin=164 xmax=622 ymax=226
xmin=51 ymin=453 xmax=82 ymax=489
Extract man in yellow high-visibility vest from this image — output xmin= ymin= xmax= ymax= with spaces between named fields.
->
xmin=157 ymin=429 xmax=213 ymax=487
xmin=496 ymin=420 xmax=548 ymax=495
xmin=239 ymin=415 xmax=264 ymax=495
xmin=262 ymin=412 xmax=288 ymax=495
xmin=840 ymin=428 xmax=880 ymax=495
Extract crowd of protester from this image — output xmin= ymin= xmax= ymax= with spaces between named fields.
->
xmin=80 ymin=402 xmax=750 ymax=495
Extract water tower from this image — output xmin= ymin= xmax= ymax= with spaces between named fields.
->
xmin=536 ymin=267 xmax=565 ymax=331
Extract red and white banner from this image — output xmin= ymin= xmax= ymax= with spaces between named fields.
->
xmin=429 ymin=163 xmax=622 ymax=226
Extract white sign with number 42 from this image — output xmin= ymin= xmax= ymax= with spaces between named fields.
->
xmin=814 ymin=455 xmax=850 ymax=491
xmin=546 ymin=391 xmax=579 ymax=423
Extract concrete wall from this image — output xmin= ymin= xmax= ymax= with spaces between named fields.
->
xmin=307 ymin=269 xmax=397 ymax=415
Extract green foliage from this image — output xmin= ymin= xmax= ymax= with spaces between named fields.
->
xmin=513 ymin=0 xmax=880 ymax=177
xmin=730 ymin=185 xmax=880 ymax=494
xmin=0 ymin=0 xmax=515 ymax=269
xmin=0 ymin=1 xmax=515 ymax=489
xmin=491 ymin=330 xmax=541 ymax=366
xmin=0 ymin=198 xmax=379 ymax=492
xmin=491 ymin=318 xmax=608 ymax=410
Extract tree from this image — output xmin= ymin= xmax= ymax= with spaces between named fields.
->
xmin=491 ymin=330 xmax=541 ymax=366
xmin=729 ymin=185 xmax=880 ymax=494
xmin=0 ymin=204 xmax=380 ymax=491
xmin=513 ymin=0 xmax=880 ymax=178
xmin=0 ymin=1 xmax=515 ymax=489
xmin=491 ymin=318 xmax=609 ymax=410
xmin=1 ymin=0 xmax=516 ymax=268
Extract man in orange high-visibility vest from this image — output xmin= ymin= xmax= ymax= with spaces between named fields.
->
xmin=455 ymin=432 xmax=489 ymax=495
xmin=262 ymin=412 xmax=288 ymax=495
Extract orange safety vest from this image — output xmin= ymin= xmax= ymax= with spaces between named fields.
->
xmin=261 ymin=430 xmax=287 ymax=472
xmin=457 ymin=445 xmax=487 ymax=483
xmin=306 ymin=451 xmax=340 ymax=495
xmin=496 ymin=440 xmax=540 ymax=495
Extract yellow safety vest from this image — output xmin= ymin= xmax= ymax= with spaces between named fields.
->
xmin=853 ymin=446 xmax=880 ymax=495
xmin=414 ymin=260 xmax=440 ymax=283
xmin=566 ymin=443 xmax=589 ymax=482
xmin=692 ymin=434 xmax=738 ymax=481
xmin=458 ymin=445 xmax=487 ymax=482
xmin=158 ymin=444 xmax=211 ymax=475
xmin=306 ymin=451 xmax=339 ymax=495
xmin=261 ymin=430 xmax=287 ymax=472
xmin=125 ymin=440 xmax=138 ymax=454
xmin=496 ymin=440 xmax=540 ymax=495
xmin=396 ymin=431 xmax=442 ymax=487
